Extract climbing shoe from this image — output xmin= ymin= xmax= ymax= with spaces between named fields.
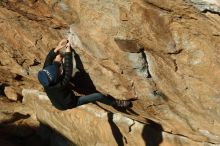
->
xmin=112 ymin=100 xmax=132 ymax=108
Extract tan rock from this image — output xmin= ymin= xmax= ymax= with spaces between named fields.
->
xmin=0 ymin=97 xmax=44 ymax=146
xmin=4 ymin=86 xmax=19 ymax=101
xmin=23 ymin=89 xmax=220 ymax=146
xmin=0 ymin=0 xmax=220 ymax=146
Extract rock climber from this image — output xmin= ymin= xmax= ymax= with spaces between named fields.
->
xmin=37 ymin=39 xmax=131 ymax=110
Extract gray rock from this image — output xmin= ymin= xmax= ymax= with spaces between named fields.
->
xmin=189 ymin=0 xmax=220 ymax=13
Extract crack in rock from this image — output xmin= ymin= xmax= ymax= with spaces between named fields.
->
xmin=128 ymin=120 xmax=135 ymax=132
xmin=128 ymin=49 xmax=152 ymax=79
xmin=152 ymin=90 xmax=169 ymax=101
xmin=143 ymin=0 xmax=173 ymax=12
xmin=163 ymin=130 xmax=220 ymax=145
xmin=167 ymin=49 xmax=182 ymax=72
xmin=173 ymin=59 xmax=178 ymax=72
xmin=35 ymin=35 xmax=43 ymax=46
xmin=142 ymin=50 xmax=152 ymax=79
xmin=167 ymin=49 xmax=183 ymax=55
xmin=202 ymin=9 xmax=220 ymax=16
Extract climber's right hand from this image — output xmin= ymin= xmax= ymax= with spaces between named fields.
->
xmin=54 ymin=39 xmax=68 ymax=52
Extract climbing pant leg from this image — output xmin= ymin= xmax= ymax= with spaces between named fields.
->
xmin=71 ymin=51 xmax=79 ymax=77
xmin=77 ymin=93 xmax=114 ymax=106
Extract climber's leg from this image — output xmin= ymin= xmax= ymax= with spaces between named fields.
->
xmin=77 ymin=93 xmax=114 ymax=106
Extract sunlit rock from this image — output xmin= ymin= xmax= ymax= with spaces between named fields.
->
xmin=0 ymin=0 xmax=220 ymax=145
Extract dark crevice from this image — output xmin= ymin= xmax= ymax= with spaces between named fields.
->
xmin=213 ymin=34 xmax=220 ymax=36
xmin=167 ymin=49 xmax=183 ymax=55
xmin=144 ymin=0 xmax=173 ymax=12
xmin=140 ymin=49 xmax=152 ymax=78
xmin=140 ymin=51 xmax=170 ymax=102
xmin=123 ymin=136 xmax=128 ymax=144
xmin=167 ymin=49 xmax=181 ymax=72
xmin=128 ymin=120 xmax=135 ymax=132
xmin=0 ymin=112 xmax=30 ymax=124
xmin=202 ymin=9 xmax=220 ymax=16
xmin=0 ymin=83 xmax=7 ymax=96
xmin=35 ymin=35 xmax=43 ymax=46
xmin=173 ymin=59 xmax=178 ymax=72
xmin=14 ymin=74 xmax=24 ymax=81
xmin=52 ymin=26 xmax=64 ymax=30
xmin=140 ymin=50 xmax=170 ymax=102
xmin=145 ymin=103 xmax=164 ymax=109
xmin=30 ymin=59 xmax=41 ymax=67
xmin=12 ymin=49 xmax=27 ymax=66
xmin=153 ymin=90 xmax=169 ymax=101
xmin=0 ymin=60 xmax=3 ymax=66
xmin=17 ymin=59 xmax=26 ymax=66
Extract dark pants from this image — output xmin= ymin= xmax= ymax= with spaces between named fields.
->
xmin=77 ymin=93 xmax=114 ymax=106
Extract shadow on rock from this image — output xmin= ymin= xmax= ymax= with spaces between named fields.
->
xmin=0 ymin=83 xmax=7 ymax=97
xmin=70 ymin=50 xmax=97 ymax=95
xmin=107 ymin=112 xmax=124 ymax=146
xmin=0 ymin=112 xmax=30 ymax=124
xmin=0 ymin=120 xmax=45 ymax=146
xmin=0 ymin=113 xmax=76 ymax=146
xmin=38 ymin=123 xmax=76 ymax=146
xmin=142 ymin=119 xmax=163 ymax=146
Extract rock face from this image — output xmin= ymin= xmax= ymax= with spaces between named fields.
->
xmin=0 ymin=0 xmax=220 ymax=146
xmin=4 ymin=86 xmax=21 ymax=101
xmin=0 ymin=96 xmax=49 ymax=146
xmin=189 ymin=0 xmax=220 ymax=12
xmin=22 ymin=89 xmax=220 ymax=146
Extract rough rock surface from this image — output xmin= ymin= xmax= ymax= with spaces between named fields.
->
xmin=0 ymin=96 xmax=48 ymax=146
xmin=4 ymin=86 xmax=20 ymax=101
xmin=0 ymin=0 xmax=220 ymax=146
xmin=23 ymin=89 xmax=220 ymax=146
xmin=189 ymin=0 xmax=220 ymax=12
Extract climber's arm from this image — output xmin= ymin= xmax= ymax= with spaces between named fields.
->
xmin=43 ymin=39 xmax=68 ymax=68
xmin=43 ymin=48 xmax=58 ymax=68
xmin=60 ymin=43 xmax=73 ymax=86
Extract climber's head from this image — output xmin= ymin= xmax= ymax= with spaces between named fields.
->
xmin=38 ymin=63 xmax=60 ymax=87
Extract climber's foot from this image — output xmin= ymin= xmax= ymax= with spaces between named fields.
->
xmin=112 ymin=100 xmax=132 ymax=108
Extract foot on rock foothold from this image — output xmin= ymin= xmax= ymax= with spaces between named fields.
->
xmin=113 ymin=100 xmax=132 ymax=108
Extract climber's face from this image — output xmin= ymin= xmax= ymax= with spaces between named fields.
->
xmin=54 ymin=53 xmax=65 ymax=76
xmin=54 ymin=54 xmax=63 ymax=63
